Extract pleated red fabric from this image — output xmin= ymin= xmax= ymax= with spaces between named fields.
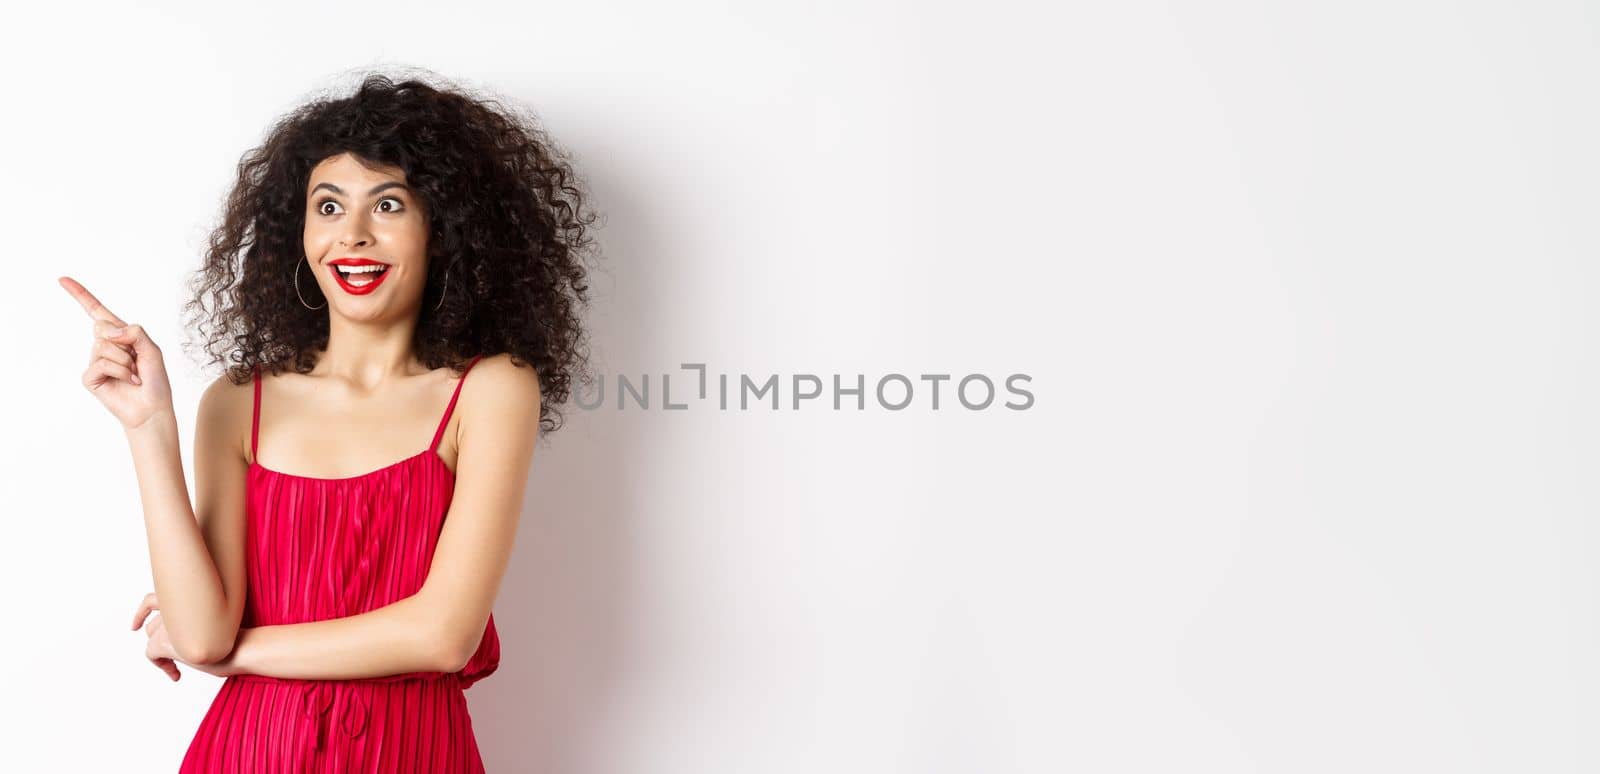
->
xmin=179 ymin=354 xmax=500 ymax=773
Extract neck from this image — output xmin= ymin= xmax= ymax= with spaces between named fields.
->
xmin=314 ymin=314 xmax=425 ymax=388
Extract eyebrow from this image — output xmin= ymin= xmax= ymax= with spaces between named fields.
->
xmin=310 ymin=181 xmax=410 ymax=197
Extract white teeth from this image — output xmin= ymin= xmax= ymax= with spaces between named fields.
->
xmin=334 ymin=264 xmax=387 ymax=289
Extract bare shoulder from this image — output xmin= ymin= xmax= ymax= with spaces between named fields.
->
xmin=464 ymin=353 xmax=542 ymax=404
xmin=196 ymin=371 xmax=254 ymax=464
xmin=461 ymin=353 xmax=542 ymax=428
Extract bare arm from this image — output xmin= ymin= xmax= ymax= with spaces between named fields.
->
xmin=202 ymin=354 xmax=540 ymax=679
xmin=62 ymin=276 xmax=247 ymax=668
xmin=213 ymin=596 xmax=444 ymax=678
xmin=129 ymin=374 xmax=250 ymax=665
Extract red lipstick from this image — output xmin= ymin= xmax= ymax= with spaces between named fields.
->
xmin=327 ymin=258 xmax=391 ymax=296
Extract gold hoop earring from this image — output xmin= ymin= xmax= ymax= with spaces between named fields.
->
xmin=294 ymin=261 xmax=326 ymax=310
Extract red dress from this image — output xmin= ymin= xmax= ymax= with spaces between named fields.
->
xmin=180 ymin=354 xmax=499 ymax=772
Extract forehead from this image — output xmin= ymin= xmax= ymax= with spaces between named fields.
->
xmin=307 ymin=153 xmax=407 ymax=187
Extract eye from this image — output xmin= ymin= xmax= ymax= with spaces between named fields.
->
xmin=316 ymin=198 xmax=342 ymax=216
xmin=376 ymin=196 xmax=405 ymax=213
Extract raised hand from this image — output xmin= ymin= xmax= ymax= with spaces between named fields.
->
xmin=59 ymin=276 xmax=174 ymax=431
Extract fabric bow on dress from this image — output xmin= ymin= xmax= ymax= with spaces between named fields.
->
xmin=298 ymin=680 xmax=370 ymax=753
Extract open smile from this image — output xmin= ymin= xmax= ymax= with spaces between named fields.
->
xmin=329 ymin=261 xmax=392 ymax=295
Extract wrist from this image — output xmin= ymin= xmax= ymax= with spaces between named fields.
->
xmin=124 ymin=408 xmax=179 ymax=448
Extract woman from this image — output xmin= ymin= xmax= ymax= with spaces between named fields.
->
xmin=59 ymin=71 xmax=598 ymax=771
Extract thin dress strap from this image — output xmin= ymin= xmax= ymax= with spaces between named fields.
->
xmin=250 ymin=365 xmax=262 ymax=463
xmin=430 ymin=355 xmax=485 ymax=453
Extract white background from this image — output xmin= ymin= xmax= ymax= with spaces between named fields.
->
xmin=1 ymin=1 xmax=1593 ymax=771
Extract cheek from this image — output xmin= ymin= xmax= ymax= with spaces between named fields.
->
xmin=385 ymin=221 xmax=430 ymax=254
xmin=303 ymin=220 xmax=333 ymax=250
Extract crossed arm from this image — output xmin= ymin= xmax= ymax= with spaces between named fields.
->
xmin=131 ymin=354 xmax=540 ymax=680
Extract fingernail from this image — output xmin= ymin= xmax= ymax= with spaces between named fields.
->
xmin=132 ymin=374 xmax=142 ymax=385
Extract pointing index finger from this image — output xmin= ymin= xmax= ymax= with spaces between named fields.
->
xmin=58 ymin=276 xmax=127 ymax=327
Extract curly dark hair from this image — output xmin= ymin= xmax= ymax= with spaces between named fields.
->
xmin=181 ymin=68 xmax=601 ymax=435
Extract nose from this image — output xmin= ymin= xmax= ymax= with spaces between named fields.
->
xmin=339 ymin=213 xmax=375 ymax=249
